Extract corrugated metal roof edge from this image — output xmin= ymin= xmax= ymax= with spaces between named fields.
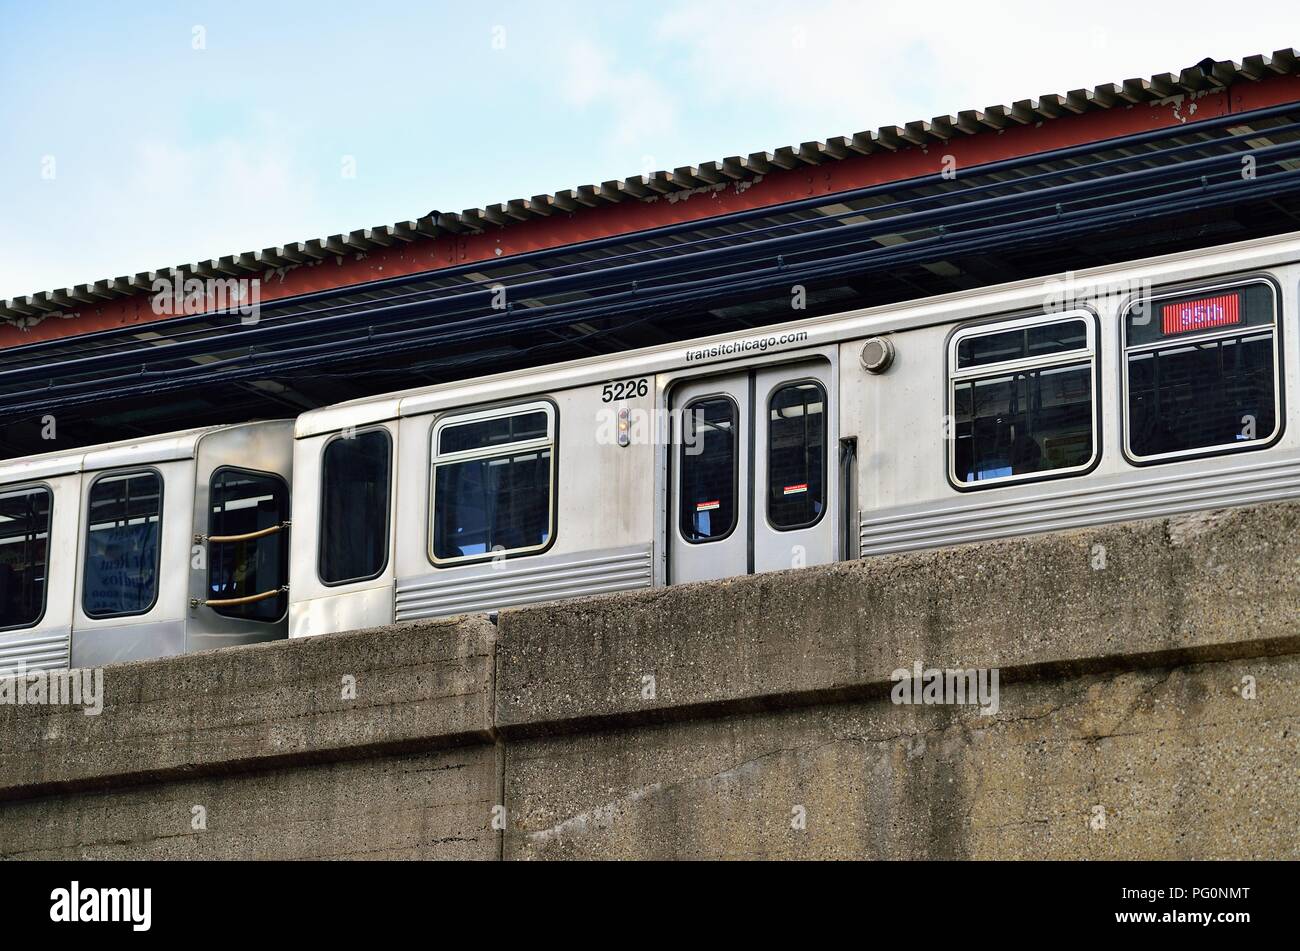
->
xmin=3 ymin=48 xmax=1297 ymax=322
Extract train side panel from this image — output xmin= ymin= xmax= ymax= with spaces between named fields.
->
xmin=71 ymin=458 xmax=195 ymax=668
xmin=187 ymin=420 xmax=294 ymax=653
xmin=844 ymin=261 xmax=1300 ymax=556
xmin=0 ymin=473 xmax=79 ymax=672
xmin=289 ymin=420 xmax=399 ymax=638
xmin=390 ymin=381 xmax=656 ymax=621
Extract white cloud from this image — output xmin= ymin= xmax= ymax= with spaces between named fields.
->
xmin=657 ymin=0 xmax=1298 ymax=137
xmin=0 ymin=117 xmax=323 ymax=300
xmin=560 ymin=38 xmax=676 ymax=153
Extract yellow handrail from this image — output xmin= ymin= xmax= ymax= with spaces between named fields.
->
xmin=191 ymin=586 xmax=287 ymax=609
xmin=195 ymin=521 xmax=290 ymax=544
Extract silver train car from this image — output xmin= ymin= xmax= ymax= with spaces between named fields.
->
xmin=0 ymin=421 xmax=293 ymax=671
xmin=288 ymin=231 xmax=1300 ymax=638
xmin=5 ymin=232 xmax=1297 ymax=666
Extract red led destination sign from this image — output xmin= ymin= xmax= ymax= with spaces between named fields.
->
xmin=1161 ymin=292 xmax=1241 ymax=336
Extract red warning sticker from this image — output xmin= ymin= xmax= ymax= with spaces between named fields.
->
xmin=696 ymin=500 xmax=720 ymax=511
xmin=783 ymin=483 xmax=809 ymax=495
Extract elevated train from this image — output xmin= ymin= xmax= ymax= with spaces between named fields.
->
xmin=3 ymin=232 xmax=1297 ymax=670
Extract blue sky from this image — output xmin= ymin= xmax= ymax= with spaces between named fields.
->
xmin=0 ymin=0 xmax=1295 ymax=300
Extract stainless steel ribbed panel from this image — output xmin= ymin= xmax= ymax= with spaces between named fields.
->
xmin=394 ymin=544 xmax=653 ymax=621
xmin=860 ymin=454 xmax=1300 ymax=557
xmin=0 ymin=627 xmax=71 ymax=673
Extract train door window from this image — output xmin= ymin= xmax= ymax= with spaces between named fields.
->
xmin=208 ymin=469 xmax=289 ymax=621
xmin=319 ymin=429 xmax=391 ymax=584
xmin=680 ymin=396 xmax=739 ymax=542
xmin=949 ymin=314 xmax=1098 ymax=488
xmin=83 ymin=471 xmax=162 ymax=618
xmin=431 ymin=403 xmax=555 ymax=565
xmin=768 ymin=382 xmax=826 ymax=529
xmin=1123 ymin=281 xmax=1280 ymax=462
xmin=0 ymin=486 xmax=52 ymax=630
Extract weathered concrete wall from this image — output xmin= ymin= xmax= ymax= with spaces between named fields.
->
xmin=496 ymin=503 xmax=1300 ymax=859
xmin=502 ymin=654 xmax=1299 ymax=859
xmin=2 ymin=503 xmax=1298 ymax=859
xmin=0 ymin=616 xmax=500 ymax=859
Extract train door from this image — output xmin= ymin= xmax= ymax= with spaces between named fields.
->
xmin=669 ymin=359 xmax=834 ymax=584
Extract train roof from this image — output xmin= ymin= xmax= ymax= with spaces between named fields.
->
xmin=0 ymin=421 xmax=286 ymax=486
xmin=295 ymin=227 xmax=1300 ymax=438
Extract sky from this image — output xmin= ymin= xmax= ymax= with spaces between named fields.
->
xmin=0 ymin=0 xmax=1296 ymax=301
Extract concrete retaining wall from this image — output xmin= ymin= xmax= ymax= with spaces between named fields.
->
xmin=2 ymin=503 xmax=1298 ymax=859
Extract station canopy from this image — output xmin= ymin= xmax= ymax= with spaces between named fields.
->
xmin=2 ymin=51 xmax=1299 ymax=457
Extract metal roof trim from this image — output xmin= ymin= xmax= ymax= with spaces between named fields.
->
xmin=0 ymin=424 xmax=232 ymax=484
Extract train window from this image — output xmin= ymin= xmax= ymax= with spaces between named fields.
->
xmin=957 ymin=319 xmax=1088 ymax=369
xmin=768 ymin=382 xmax=826 ymax=530
xmin=0 ymin=486 xmax=52 ymax=630
xmin=83 ymin=471 xmax=162 ymax=618
xmin=680 ymin=396 xmax=738 ymax=542
xmin=207 ymin=469 xmax=289 ymax=621
xmin=431 ymin=403 xmax=555 ymax=564
xmin=319 ymin=429 xmax=391 ymax=584
xmin=949 ymin=315 xmax=1097 ymax=488
xmin=1123 ymin=282 xmax=1280 ymax=461
xmin=439 ymin=411 xmax=548 ymax=455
